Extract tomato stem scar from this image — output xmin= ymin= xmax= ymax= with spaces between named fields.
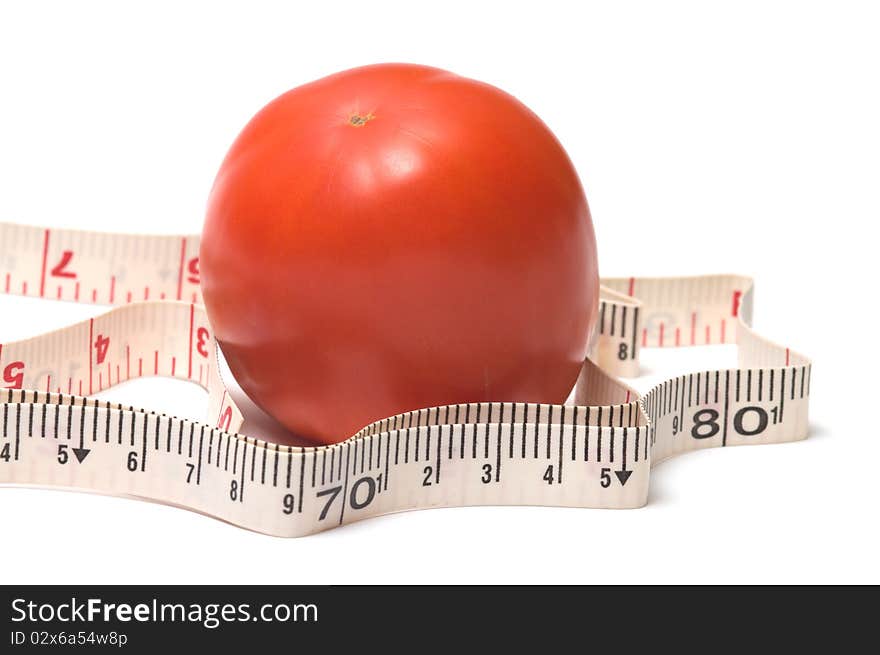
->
xmin=349 ymin=113 xmax=374 ymax=127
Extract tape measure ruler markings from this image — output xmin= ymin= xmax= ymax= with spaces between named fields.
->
xmin=0 ymin=221 xmax=811 ymax=537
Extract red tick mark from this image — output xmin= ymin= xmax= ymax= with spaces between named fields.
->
xmin=38 ymin=228 xmax=49 ymax=297
xmin=187 ymin=303 xmax=195 ymax=379
xmin=177 ymin=237 xmax=187 ymax=300
xmin=732 ymin=290 xmax=742 ymax=317
xmin=88 ymin=318 xmax=94 ymax=394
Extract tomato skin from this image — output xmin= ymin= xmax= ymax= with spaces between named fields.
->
xmin=201 ymin=63 xmax=598 ymax=444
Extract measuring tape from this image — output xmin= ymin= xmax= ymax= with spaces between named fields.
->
xmin=0 ymin=221 xmax=810 ymax=537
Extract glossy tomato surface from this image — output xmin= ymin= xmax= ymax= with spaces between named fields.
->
xmin=201 ymin=63 xmax=598 ymax=444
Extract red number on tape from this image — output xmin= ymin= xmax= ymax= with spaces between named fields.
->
xmin=94 ymin=334 xmax=110 ymax=365
xmin=3 ymin=361 xmax=24 ymax=389
xmin=50 ymin=251 xmax=77 ymax=279
xmin=196 ymin=327 xmax=210 ymax=358
xmin=217 ymin=406 xmax=232 ymax=432
xmin=187 ymin=257 xmax=200 ymax=285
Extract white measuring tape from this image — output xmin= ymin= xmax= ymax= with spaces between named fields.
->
xmin=0 ymin=222 xmax=810 ymax=536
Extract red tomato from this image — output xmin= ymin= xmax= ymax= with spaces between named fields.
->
xmin=201 ymin=63 xmax=598 ymax=444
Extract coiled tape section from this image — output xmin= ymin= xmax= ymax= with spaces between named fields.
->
xmin=0 ymin=223 xmax=810 ymax=536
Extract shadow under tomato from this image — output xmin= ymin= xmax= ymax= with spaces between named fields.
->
xmin=227 ymin=380 xmax=325 ymax=448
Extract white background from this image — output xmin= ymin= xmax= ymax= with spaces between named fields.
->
xmin=1 ymin=0 xmax=877 ymax=584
